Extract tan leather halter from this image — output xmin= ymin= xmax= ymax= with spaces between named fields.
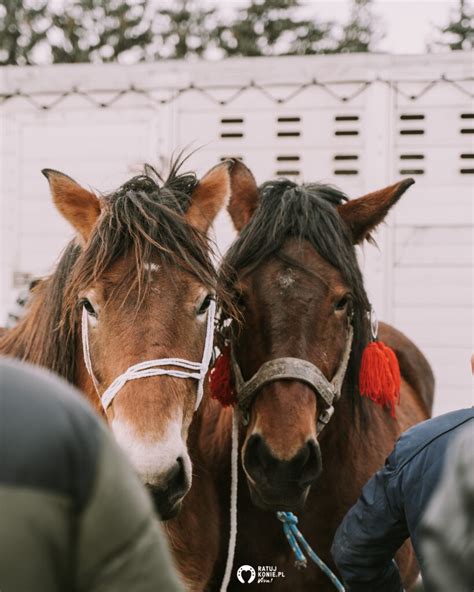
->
xmin=230 ymin=324 xmax=354 ymax=434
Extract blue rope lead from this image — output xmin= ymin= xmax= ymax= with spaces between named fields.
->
xmin=276 ymin=511 xmax=346 ymax=592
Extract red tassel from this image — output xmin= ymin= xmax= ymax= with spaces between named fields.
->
xmin=359 ymin=341 xmax=401 ymax=418
xmin=208 ymin=345 xmax=237 ymax=407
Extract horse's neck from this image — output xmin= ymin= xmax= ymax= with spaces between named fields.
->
xmin=0 ymin=296 xmax=39 ymax=359
xmin=186 ymin=393 xmax=220 ymax=464
xmin=320 ymin=387 xmax=372 ymax=457
xmin=0 ymin=271 xmax=78 ymax=384
xmin=313 ymin=386 xmax=403 ymax=514
xmin=0 ymin=287 xmax=61 ymax=369
xmin=203 ymin=401 xmax=234 ymax=469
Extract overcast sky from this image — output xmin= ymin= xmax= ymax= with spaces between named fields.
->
xmin=213 ymin=0 xmax=464 ymax=54
xmin=311 ymin=0 xmax=463 ymax=53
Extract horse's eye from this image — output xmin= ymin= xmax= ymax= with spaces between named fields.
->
xmin=335 ymin=296 xmax=349 ymax=312
xmin=81 ymin=299 xmax=98 ymax=318
xmin=197 ymin=294 xmax=213 ymax=316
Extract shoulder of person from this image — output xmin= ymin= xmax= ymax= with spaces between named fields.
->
xmin=0 ymin=358 xmax=105 ymax=511
xmin=388 ymin=408 xmax=474 ymax=476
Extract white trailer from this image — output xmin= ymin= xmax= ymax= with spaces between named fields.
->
xmin=0 ymin=52 xmax=472 ymax=414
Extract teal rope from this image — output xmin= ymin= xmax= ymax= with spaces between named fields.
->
xmin=276 ymin=511 xmax=346 ymax=592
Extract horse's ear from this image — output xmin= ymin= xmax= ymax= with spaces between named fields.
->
xmin=226 ymin=160 xmax=259 ymax=232
xmin=338 ymin=178 xmax=415 ymax=244
xmin=187 ymin=159 xmax=258 ymax=233
xmin=42 ymin=169 xmax=101 ymax=242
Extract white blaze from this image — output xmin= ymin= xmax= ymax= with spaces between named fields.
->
xmin=111 ymin=416 xmax=191 ymax=487
xmin=144 ymin=262 xmax=160 ymax=273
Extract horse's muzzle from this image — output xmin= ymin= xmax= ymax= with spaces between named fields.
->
xmin=147 ymin=457 xmax=189 ymax=520
xmin=243 ymin=434 xmax=322 ymax=511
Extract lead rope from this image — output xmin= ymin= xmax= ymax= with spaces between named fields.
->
xmin=277 ymin=512 xmax=345 ymax=591
xmin=81 ymin=299 xmax=216 ymax=411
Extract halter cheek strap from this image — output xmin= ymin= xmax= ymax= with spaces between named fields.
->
xmin=231 ymin=324 xmax=353 ymax=433
xmin=81 ymin=299 xmax=216 ymax=412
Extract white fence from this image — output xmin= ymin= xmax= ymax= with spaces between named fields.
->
xmin=0 ymin=53 xmax=472 ymax=415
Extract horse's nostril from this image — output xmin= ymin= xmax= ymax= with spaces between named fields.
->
xmin=147 ymin=457 xmax=189 ymax=520
xmin=290 ymin=441 xmax=311 ymax=473
xmin=166 ymin=456 xmax=181 ymax=481
xmin=246 ymin=434 xmax=276 ymax=474
xmin=245 ymin=434 xmax=322 ymax=492
xmin=298 ymin=439 xmax=322 ymax=487
xmin=165 ymin=456 xmax=186 ymax=495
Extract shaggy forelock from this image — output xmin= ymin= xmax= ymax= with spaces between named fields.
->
xmin=67 ymin=164 xmax=215 ymax=309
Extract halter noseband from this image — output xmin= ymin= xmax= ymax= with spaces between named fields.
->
xmin=231 ymin=323 xmax=353 ymax=433
xmin=81 ymin=299 xmax=216 ymax=412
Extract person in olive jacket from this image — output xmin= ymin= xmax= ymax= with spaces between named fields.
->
xmin=0 ymin=357 xmax=184 ymax=592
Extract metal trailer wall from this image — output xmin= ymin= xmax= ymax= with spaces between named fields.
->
xmin=0 ymin=53 xmax=472 ymax=415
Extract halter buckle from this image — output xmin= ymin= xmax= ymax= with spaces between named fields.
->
xmin=318 ymin=406 xmax=335 ymax=426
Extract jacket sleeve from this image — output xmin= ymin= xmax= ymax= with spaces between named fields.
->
xmin=330 ymin=451 xmax=408 ymax=592
xmin=76 ymin=425 xmax=184 ymax=592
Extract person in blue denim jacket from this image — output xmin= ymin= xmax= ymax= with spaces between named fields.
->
xmin=331 ymin=408 xmax=473 ymax=592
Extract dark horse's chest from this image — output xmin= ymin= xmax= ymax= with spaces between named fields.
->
xmin=213 ymin=468 xmax=352 ymax=592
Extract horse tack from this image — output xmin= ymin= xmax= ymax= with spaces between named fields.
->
xmin=219 ymin=323 xmax=354 ymax=591
xmin=231 ymin=323 xmax=354 ymax=433
xmin=81 ymin=299 xmax=216 ymax=412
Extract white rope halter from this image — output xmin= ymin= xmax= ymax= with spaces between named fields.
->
xmin=81 ymin=299 xmax=216 ymax=412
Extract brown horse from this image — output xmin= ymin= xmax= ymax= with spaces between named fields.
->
xmin=0 ymin=159 xmax=251 ymax=589
xmin=204 ymin=171 xmax=434 ymax=590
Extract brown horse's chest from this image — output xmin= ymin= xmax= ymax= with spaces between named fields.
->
xmin=209 ymin=381 xmax=427 ymax=591
xmin=211 ymin=417 xmax=399 ymax=592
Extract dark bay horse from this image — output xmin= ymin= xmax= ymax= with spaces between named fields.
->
xmin=204 ymin=171 xmax=434 ymax=590
xmin=0 ymin=159 xmax=251 ymax=590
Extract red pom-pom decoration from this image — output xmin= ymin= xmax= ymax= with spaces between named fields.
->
xmin=209 ymin=345 xmax=237 ymax=407
xmin=359 ymin=340 xmax=401 ymax=418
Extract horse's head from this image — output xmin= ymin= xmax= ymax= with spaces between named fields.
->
xmin=43 ymin=160 xmax=247 ymax=519
xmin=223 ymin=175 xmax=414 ymax=512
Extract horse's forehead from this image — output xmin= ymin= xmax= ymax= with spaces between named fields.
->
xmin=281 ymin=240 xmax=341 ymax=275
xmin=251 ymin=242 xmax=345 ymax=291
xmin=277 ymin=267 xmax=296 ymax=289
xmin=88 ymin=258 xmax=204 ymax=314
xmin=101 ymin=255 xmax=186 ymax=287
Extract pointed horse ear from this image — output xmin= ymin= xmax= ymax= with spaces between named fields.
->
xmin=337 ymin=178 xmax=415 ymax=244
xmin=226 ymin=160 xmax=259 ymax=232
xmin=42 ymin=169 xmax=101 ymax=243
xmin=187 ymin=159 xmax=258 ymax=233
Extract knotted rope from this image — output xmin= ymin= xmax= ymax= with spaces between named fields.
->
xmin=277 ymin=511 xmax=345 ymax=591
